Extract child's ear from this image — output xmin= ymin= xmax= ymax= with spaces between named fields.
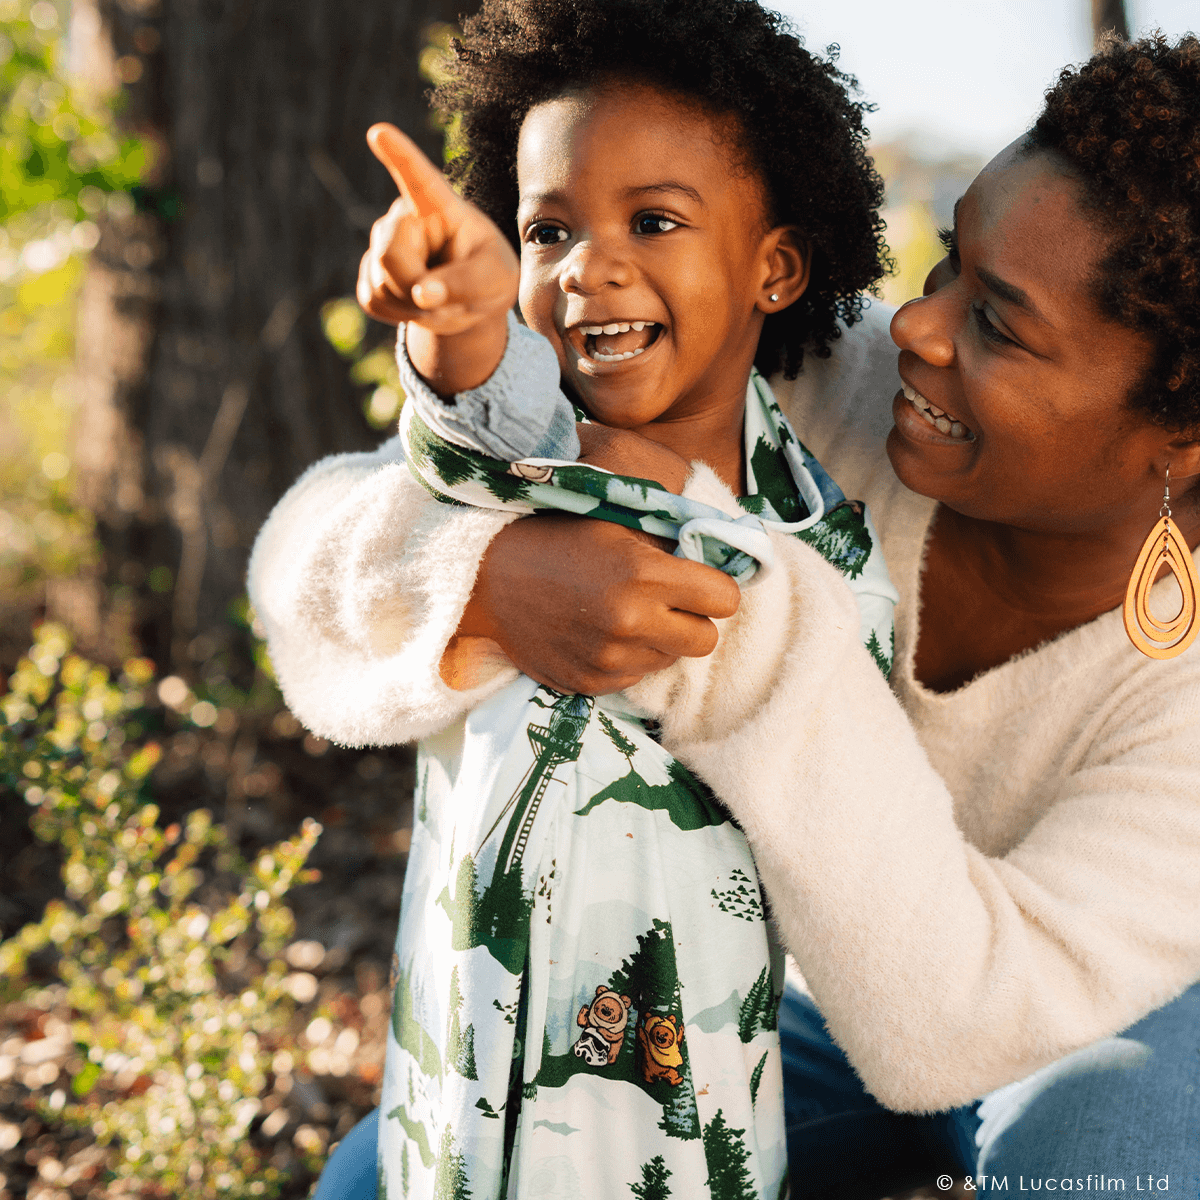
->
xmin=758 ymin=226 xmax=810 ymax=314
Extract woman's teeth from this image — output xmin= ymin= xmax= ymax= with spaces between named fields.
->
xmin=902 ymin=382 xmax=974 ymax=441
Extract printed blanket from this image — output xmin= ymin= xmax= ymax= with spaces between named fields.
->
xmin=378 ymin=373 xmax=896 ymax=1199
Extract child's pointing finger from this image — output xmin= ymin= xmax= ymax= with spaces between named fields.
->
xmin=366 ymin=123 xmax=460 ymax=224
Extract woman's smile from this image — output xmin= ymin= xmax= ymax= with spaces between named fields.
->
xmin=893 ymin=381 xmax=975 ymax=442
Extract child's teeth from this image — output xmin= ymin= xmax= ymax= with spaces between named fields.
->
xmin=935 ymin=417 xmax=951 ymax=433
xmin=631 ymin=321 xmax=645 ymax=331
xmin=602 ymin=323 xmax=620 ymax=335
xmin=590 ymin=347 xmax=647 ymax=363
xmin=950 ymin=422 xmax=966 ymax=439
xmin=581 ymin=325 xmax=603 ymax=336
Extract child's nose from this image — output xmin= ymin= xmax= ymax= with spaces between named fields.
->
xmin=890 ymin=292 xmax=956 ymax=369
xmin=559 ymin=235 xmax=635 ymax=294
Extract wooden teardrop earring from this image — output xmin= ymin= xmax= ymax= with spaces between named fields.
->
xmin=1123 ymin=465 xmax=1200 ymax=658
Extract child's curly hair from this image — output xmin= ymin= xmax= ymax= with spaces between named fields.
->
xmin=1031 ymin=33 xmax=1200 ymax=432
xmin=430 ymin=0 xmax=890 ymax=380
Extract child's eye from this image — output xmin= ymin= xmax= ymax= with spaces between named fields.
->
xmin=634 ymin=213 xmax=679 ymax=235
xmin=971 ymin=302 xmax=1015 ymax=347
xmin=526 ymin=223 xmax=568 ymax=246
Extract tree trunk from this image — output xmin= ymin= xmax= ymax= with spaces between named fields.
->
xmin=72 ymin=0 xmax=468 ymax=673
xmin=1091 ymin=0 xmax=1129 ymax=46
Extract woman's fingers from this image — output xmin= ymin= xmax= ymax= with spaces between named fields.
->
xmin=470 ymin=515 xmax=742 ymax=694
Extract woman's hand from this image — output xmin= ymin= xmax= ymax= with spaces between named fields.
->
xmin=456 ymin=513 xmax=741 ymax=694
xmin=356 ymin=123 xmax=519 ymax=394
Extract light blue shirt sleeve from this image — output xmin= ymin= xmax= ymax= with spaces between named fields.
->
xmin=394 ymin=311 xmax=581 ymax=462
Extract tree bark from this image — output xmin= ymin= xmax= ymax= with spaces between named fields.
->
xmin=1091 ymin=0 xmax=1129 ymax=46
xmin=73 ymin=0 xmax=469 ymax=672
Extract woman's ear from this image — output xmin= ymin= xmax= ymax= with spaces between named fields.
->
xmin=1158 ymin=433 xmax=1200 ymax=485
xmin=758 ymin=227 xmax=810 ymax=313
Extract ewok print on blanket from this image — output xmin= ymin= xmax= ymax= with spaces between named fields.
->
xmin=380 ymin=682 xmax=790 ymax=1199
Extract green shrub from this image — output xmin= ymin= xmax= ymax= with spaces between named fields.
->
xmin=1 ymin=623 xmax=324 ymax=1197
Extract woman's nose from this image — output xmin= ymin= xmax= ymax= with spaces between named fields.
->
xmin=560 ymin=235 xmax=633 ymax=294
xmin=890 ymin=292 xmax=956 ymax=369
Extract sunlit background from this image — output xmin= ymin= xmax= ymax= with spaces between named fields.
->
xmin=775 ymin=0 xmax=1200 ymax=302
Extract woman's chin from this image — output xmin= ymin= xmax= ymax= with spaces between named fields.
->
xmin=885 ymin=392 xmax=979 ymax=503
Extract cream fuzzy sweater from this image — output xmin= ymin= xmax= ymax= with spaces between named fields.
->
xmin=247 ymin=304 xmax=1200 ymax=1112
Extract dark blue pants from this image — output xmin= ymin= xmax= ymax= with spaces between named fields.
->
xmin=315 ymin=981 xmax=1200 ymax=1199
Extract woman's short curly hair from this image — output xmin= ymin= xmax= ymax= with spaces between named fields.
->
xmin=429 ymin=0 xmax=890 ymax=379
xmin=1030 ymin=33 xmax=1200 ymax=431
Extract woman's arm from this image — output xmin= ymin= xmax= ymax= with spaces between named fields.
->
xmin=635 ymin=528 xmax=1200 ymax=1112
xmin=247 ymin=439 xmax=521 ymax=745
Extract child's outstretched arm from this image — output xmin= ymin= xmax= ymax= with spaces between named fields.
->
xmin=357 ymin=123 xmax=518 ymax=395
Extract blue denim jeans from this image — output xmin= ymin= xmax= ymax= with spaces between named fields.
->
xmin=314 ymin=980 xmax=1200 ymax=1200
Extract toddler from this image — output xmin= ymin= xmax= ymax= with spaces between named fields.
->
xmin=270 ymin=2 xmax=898 ymax=1197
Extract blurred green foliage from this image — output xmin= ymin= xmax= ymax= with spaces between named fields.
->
xmin=320 ymin=297 xmax=406 ymax=431
xmin=0 ymin=0 xmax=145 ymax=224
xmin=0 ymin=0 xmax=142 ymax=622
xmin=1 ymin=624 xmax=324 ymax=1196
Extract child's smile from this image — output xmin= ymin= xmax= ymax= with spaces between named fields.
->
xmin=515 ymin=82 xmax=806 ymax=477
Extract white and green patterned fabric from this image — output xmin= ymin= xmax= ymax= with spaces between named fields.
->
xmin=379 ymin=372 xmax=897 ymax=1199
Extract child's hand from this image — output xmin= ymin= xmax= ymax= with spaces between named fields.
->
xmin=357 ymin=123 xmax=519 ymax=393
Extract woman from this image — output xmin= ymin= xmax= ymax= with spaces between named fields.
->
xmin=253 ymin=34 xmax=1200 ymax=1198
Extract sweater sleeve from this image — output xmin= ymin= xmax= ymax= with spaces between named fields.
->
xmin=632 ymin=525 xmax=1200 ymax=1113
xmin=246 ymin=436 xmax=521 ymax=746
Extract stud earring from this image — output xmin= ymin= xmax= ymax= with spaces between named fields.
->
xmin=769 ymin=293 xmax=780 ymax=302
xmin=1123 ymin=464 xmax=1200 ymax=658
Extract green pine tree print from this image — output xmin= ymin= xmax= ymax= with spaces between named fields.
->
xmin=737 ymin=966 xmax=778 ymax=1042
xmin=749 ymin=1051 xmax=768 ymax=1107
xmin=865 ymin=626 xmax=894 ymax=676
xmin=446 ymin=966 xmax=479 ymax=1080
xmin=599 ymin=710 xmax=638 ymax=766
xmin=398 ymin=1144 xmax=408 ymax=1196
xmin=432 ymin=1124 xmax=473 ymax=1200
xmin=478 ymin=464 xmax=529 ymax=505
xmin=712 ymin=869 xmax=764 ymax=923
xmin=630 ymin=1155 xmax=673 ymax=1199
xmin=656 ymin=1071 xmax=702 ymax=1141
xmin=748 ymin=435 xmax=806 ymax=522
xmin=608 ymin=919 xmax=680 ymax=1013
xmin=412 ymin=422 xmax=477 ymax=492
xmin=795 ymin=498 xmax=874 ymax=579
xmin=436 ymin=850 xmax=534 ymax=976
xmin=702 ymin=1109 xmax=757 ymax=1200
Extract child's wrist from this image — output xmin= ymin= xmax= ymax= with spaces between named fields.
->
xmin=405 ymin=313 xmax=510 ymax=397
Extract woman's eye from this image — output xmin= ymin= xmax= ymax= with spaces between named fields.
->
xmin=936 ymin=226 xmax=960 ymax=268
xmin=527 ymin=224 xmax=568 ymax=246
xmin=635 ymin=214 xmax=679 ymax=235
xmin=971 ymin=302 xmax=1015 ymax=347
